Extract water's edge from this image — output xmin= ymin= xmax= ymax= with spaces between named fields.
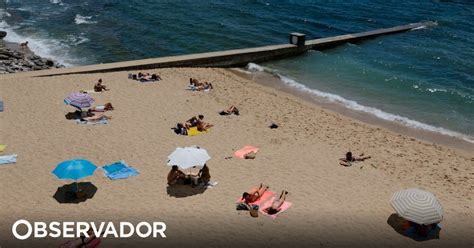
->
xmin=229 ymin=67 xmax=474 ymax=154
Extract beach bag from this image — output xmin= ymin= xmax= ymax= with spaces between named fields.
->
xmin=244 ymin=151 xmax=256 ymax=159
xmin=249 ymin=205 xmax=259 ymax=218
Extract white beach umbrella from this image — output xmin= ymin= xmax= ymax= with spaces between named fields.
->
xmin=167 ymin=146 xmax=211 ymax=170
xmin=390 ymin=188 xmax=443 ymax=225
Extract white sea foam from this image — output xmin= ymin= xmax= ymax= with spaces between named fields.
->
xmin=246 ymin=62 xmax=265 ymax=72
xmin=50 ymin=0 xmax=63 ymax=4
xmin=74 ymin=14 xmax=97 ymax=25
xmin=245 ymin=63 xmax=474 ymax=143
xmin=0 ymin=20 xmax=80 ymax=66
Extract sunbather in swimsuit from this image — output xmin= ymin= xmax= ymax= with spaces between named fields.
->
xmin=242 ymin=183 xmax=269 ymax=204
xmin=265 ymin=190 xmax=288 ymax=215
xmin=339 ymin=151 xmax=371 ymax=166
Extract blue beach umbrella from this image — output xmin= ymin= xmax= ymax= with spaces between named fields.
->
xmin=52 ymin=159 xmax=97 ymax=181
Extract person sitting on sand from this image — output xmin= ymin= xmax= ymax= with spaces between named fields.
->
xmin=190 ymin=164 xmax=211 ymax=186
xmin=219 ymin=105 xmax=239 ymax=116
xmin=89 ymin=103 xmax=114 ymax=112
xmin=339 ymin=151 xmax=371 ymax=166
xmin=264 ymin=190 xmax=289 ymax=215
xmin=94 ymin=79 xmax=109 ymax=92
xmin=167 ymin=165 xmax=186 ymax=185
xmin=196 ymin=118 xmax=213 ymax=132
xmin=185 ymin=115 xmax=204 ymax=128
xmin=242 ymin=183 xmax=269 ymax=204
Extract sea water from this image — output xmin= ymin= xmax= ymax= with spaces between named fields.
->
xmin=1 ymin=0 xmax=472 ymax=142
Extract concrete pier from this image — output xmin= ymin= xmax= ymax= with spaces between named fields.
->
xmin=5 ymin=22 xmax=431 ymax=77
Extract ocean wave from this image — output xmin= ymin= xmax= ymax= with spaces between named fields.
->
xmin=245 ymin=63 xmax=474 ymax=143
xmin=74 ymin=14 xmax=97 ymax=25
xmin=50 ymin=0 xmax=63 ymax=5
xmin=0 ymin=20 xmax=79 ymax=66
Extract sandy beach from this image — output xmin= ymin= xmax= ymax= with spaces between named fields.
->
xmin=0 ymin=67 xmax=472 ymax=247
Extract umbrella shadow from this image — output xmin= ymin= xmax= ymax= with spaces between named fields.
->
xmin=166 ymin=185 xmax=207 ymax=198
xmin=65 ymin=111 xmax=82 ymax=120
xmin=53 ymin=182 xmax=97 ymax=204
xmin=387 ymin=213 xmax=440 ymax=242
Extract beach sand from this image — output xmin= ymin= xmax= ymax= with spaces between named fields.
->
xmin=0 ymin=68 xmax=472 ymax=247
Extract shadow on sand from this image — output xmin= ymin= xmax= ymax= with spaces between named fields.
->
xmin=166 ymin=185 xmax=207 ymax=198
xmin=387 ymin=213 xmax=440 ymax=242
xmin=65 ymin=111 xmax=82 ymax=120
xmin=53 ymin=182 xmax=97 ymax=204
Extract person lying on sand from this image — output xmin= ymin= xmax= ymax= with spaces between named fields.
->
xmin=339 ymin=151 xmax=371 ymax=166
xmin=242 ymin=183 xmax=269 ymax=204
xmin=189 ymin=78 xmax=213 ymax=91
xmin=264 ymin=190 xmax=289 ymax=215
xmin=94 ymin=79 xmax=109 ymax=92
xmin=167 ymin=165 xmax=187 ymax=185
xmin=81 ymin=113 xmax=112 ymax=122
xmin=173 ymin=123 xmax=188 ymax=135
xmin=219 ymin=105 xmax=239 ymax=116
xmin=89 ymin=103 xmax=114 ymax=112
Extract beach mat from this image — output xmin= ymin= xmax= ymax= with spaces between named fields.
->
xmin=75 ymin=119 xmax=108 ymax=125
xmin=259 ymin=196 xmax=293 ymax=219
xmin=102 ymin=160 xmax=139 ymax=180
xmin=0 ymin=154 xmax=17 ymax=165
xmin=0 ymin=144 xmax=6 ymax=153
xmin=236 ymin=190 xmax=274 ymax=206
xmin=187 ymin=126 xmax=208 ymax=136
xmin=234 ymin=146 xmax=259 ymax=159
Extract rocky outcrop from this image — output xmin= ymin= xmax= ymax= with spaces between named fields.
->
xmin=0 ymin=31 xmax=6 ymax=39
xmin=0 ymin=43 xmax=64 ymax=74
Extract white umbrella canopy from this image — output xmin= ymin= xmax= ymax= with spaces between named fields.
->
xmin=390 ymin=188 xmax=443 ymax=225
xmin=167 ymin=146 xmax=211 ymax=170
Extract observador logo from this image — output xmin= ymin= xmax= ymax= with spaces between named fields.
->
xmin=11 ymin=220 xmax=167 ymax=240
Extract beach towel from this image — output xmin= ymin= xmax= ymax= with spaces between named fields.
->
xmin=75 ymin=119 xmax=108 ymax=125
xmin=0 ymin=144 xmax=6 ymax=153
xmin=187 ymin=126 xmax=208 ymax=136
xmin=0 ymin=154 xmax=17 ymax=165
xmin=102 ymin=160 xmax=139 ymax=180
xmin=234 ymin=146 xmax=259 ymax=159
xmin=236 ymin=190 xmax=274 ymax=206
xmin=0 ymin=100 xmax=3 ymax=112
xmin=258 ymin=197 xmax=293 ymax=219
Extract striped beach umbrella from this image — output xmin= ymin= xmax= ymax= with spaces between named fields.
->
xmin=64 ymin=92 xmax=95 ymax=109
xmin=390 ymin=188 xmax=443 ymax=225
xmin=52 ymin=159 xmax=97 ymax=181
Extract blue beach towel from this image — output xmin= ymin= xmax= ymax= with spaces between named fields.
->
xmin=0 ymin=154 xmax=17 ymax=165
xmin=102 ymin=160 xmax=139 ymax=180
xmin=75 ymin=119 xmax=108 ymax=125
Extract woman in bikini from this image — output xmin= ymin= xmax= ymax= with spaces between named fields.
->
xmin=265 ymin=190 xmax=288 ymax=215
xmin=219 ymin=105 xmax=239 ymax=115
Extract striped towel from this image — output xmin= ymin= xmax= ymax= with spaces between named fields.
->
xmin=0 ymin=154 xmax=17 ymax=165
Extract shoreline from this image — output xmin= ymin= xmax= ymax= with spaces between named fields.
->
xmin=230 ymin=68 xmax=474 ymax=155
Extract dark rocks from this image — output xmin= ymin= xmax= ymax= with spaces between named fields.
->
xmin=0 ymin=31 xmax=6 ymax=39
xmin=0 ymin=42 xmax=64 ymax=74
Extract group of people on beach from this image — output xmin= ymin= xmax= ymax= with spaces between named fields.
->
xmin=174 ymin=114 xmax=214 ymax=135
xmin=239 ymin=183 xmax=289 ymax=216
xmin=189 ymin=78 xmax=213 ymax=91
xmin=128 ymin=72 xmax=162 ymax=82
xmin=167 ymin=164 xmax=211 ymax=187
